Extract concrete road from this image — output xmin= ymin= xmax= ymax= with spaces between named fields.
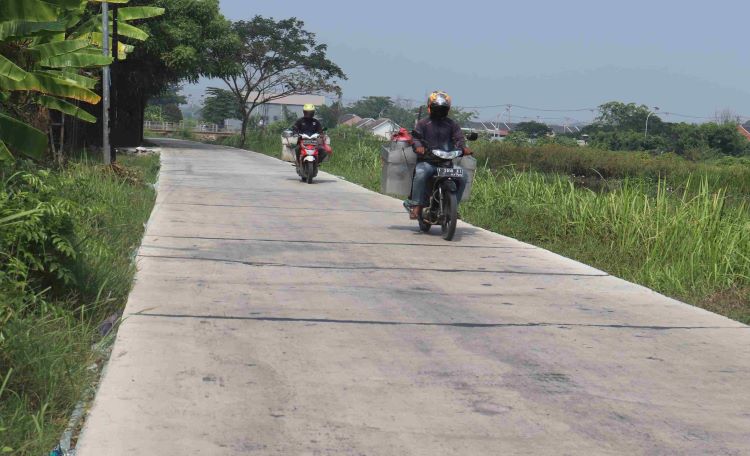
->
xmin=77 ymin=139 xmax=750 ymax=455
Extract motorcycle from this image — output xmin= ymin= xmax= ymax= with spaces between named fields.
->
xmin=294 ymin=131 xmax=330 ymax=184
xmin=410 ymin=131 xmax=478 ymax=241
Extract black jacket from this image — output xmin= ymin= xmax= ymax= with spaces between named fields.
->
xmin=413 ymin=117 xmax=466 ymax=163
xmin=292 ymin=117 xmax=323 ymax=136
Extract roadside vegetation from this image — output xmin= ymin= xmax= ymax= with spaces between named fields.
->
xmin=0 ymin=153 xmax=158 ymax=454
xmin=217 ymin=125 xmax=750 ymax=324
xmin=0 ymin=1 xmax=166 ymax=453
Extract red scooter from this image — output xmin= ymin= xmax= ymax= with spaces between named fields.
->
xmin=295 ymin=132 xmax=331 ymax=184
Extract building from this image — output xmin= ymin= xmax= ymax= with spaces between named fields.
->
xmin=367 ymin=118 xmax=400 ymax=139
xmin=464 ymin=121 xmax=510 ymax=140
xmin=255 ymin=93 xmax=326 ymax=124
xmin=738 ymin=124 xmax=750 ymax=141
xmin=222 ymin=93 xmax=326 ymax=130
xmin=338 ymin=114 xmax=362 ymax=126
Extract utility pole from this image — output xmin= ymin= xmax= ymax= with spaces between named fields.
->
xmin=111 ymin=4 xmax=118 ymax=162
xmin=101 ymin=2 xmax=111 ymax=165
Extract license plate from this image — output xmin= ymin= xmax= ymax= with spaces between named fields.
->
xmin=437 ymin=168 xmax=464 ymax=178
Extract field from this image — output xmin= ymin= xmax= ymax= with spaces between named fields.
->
xmin=226 ymin=126 xmax=750 ymax=323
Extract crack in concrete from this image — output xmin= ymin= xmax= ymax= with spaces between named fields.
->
xmin=133 ymin=312 xmax=748 ymax=331
xmin=136 ymin=253 xmax=607 ymax=277
xmin=143 ymin=234 xmax=536 ymax=250
xmin=160 ymin=202 xmax=404 ymax=214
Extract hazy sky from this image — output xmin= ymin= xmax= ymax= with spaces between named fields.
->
xmin=184 ymin=0 xmax=750 ymax=123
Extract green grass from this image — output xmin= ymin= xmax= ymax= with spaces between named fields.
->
xmin=0 ymin=153 xmax=159 ymax=455
xmin=221 ymin=126 xmax=750 ymax=323
xmin=472 ymin=141 xmax=750 ymax=200
xmin=463 ymin=169 xmax=749 ymax=321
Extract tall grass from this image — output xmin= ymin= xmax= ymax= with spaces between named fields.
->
xmin=465 ymin=168 xmax=749 ymax=319
xmin=473 ymin=141 xmax=750 ymax=199
xmin=215 ymin=127 xmax=750 ymax=323
xmin=0 ymin=154 xmax=159 ymax=455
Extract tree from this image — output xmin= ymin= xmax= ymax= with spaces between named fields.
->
xmin=715 ymin=108 xmax=742 ymax=125
xmin=147 ymin=84 xmax=186 ymax=122
xmin=514 ymin=121 xmax=551 ymax=138
xmin=448 ymin=107 xmax=477 ymax=126
xmin=215 ymin=16 xmax=346 ymax=147
xmin=200 ymin=87 xmax=240 ymax=127
xmin=0 ymin=0 xmax=163 ymax=159
xmin=346 ymin=96 xmax=421 ymax=128
xmin=594 ymin=101 xmax=663 ymax=133
xmin=98 ymin=0 xmax=234 ymax=147
xmin=348 ymin=96 xmax=393 ymax=119
xmin=316 ymin=99 xmax=343 ymax=128
xmin=505 ymin=131 xmax=530 ymax=146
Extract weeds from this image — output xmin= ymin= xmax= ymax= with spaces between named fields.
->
xmin=0 ymin=154 xmax=158 ymax=455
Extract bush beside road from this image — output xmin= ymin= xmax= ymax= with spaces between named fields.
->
xmin=0 ymin=154 xmax=159 ymax=454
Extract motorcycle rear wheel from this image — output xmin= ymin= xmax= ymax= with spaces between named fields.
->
xmin=440 ymin=192 xmax=458 ymax=241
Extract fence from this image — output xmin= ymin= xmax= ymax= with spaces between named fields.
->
xmin=143 ymin=121 xmax=240 ymax=135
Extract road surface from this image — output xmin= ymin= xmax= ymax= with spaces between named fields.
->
xmin=77 ymin=139 xmax=750 ymax=455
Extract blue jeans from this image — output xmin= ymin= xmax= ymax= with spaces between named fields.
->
xmin=411 ymin=162 xmax=466 ymax=206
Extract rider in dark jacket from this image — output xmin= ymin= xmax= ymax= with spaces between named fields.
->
xmin=407 ymin=90 xmax=471 ymax=219
xmin=292 ymin=104 xmax=327 ymax=164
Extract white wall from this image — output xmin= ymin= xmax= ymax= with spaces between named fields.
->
xmin=371 ymin=123 xmax=398 ymax=139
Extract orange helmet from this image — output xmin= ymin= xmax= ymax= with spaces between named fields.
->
xmin=427 ymin=90 xmax=452 ymax=118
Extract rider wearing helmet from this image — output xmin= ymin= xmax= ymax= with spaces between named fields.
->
xmin=292 ymin=104 xmax=327 ymax=163
xmin=407 ymin=90 xmax=471 ymax=219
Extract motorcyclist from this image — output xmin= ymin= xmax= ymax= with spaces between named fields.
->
xmin=406 ymin=90 xmax=471 ymax=219
xmin=292 ymin=104 xmax=328 ymax=164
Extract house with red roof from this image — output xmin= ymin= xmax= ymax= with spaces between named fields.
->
xmin=738 ymin=124 xmax=750 ymax=141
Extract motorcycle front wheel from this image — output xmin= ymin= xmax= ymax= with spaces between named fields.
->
xmin=440 ymin=191 xmax=458 ymax=241
xmin=418 ymin=211 xmax=432 ymax=233
xmin=305 ymin=162 xmax=315 ymax=184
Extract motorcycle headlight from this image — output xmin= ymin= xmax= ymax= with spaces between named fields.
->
xmin=432 ymin=149 xmax=461 ymax=160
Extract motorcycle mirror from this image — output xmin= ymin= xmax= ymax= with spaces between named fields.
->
xmin=466 ymin=132 xmax=479 ymax=141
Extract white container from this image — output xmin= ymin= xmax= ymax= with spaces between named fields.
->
xmin=454 ymin=155 xmax=477 ymax=201
xmin=281 ymin=135 xmax=296 ymax=162
xmin=380 ymin=141 xmax=416 ymax=197
xmin=380 ymin=142 xmax=477 ymax=200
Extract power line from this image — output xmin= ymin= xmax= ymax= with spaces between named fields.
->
xmin=459 ymin=103 xmax=597 ymax=112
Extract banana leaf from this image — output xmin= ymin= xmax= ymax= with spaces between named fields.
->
xmin=0 ymin=21 xmax=66 ymax=40
xmin=0 ymin=112 xmax=47 ymax=160
xmin=30 ymin=39 xmax=92 ymax=59
xmin=115 ymin=7 xmax=165 ymax=21
xmin=0 ymin=140 xmax=12 ymax=161
xmin=73 ymin=32 xmax=133 ymax=59
xmin=38 ymin=69 xmax=98 ymax=89
xmin=0 ymin=72 xmax=101 ymax=104
xmin=0 ymin=54 xmax=28 ymax=81
xmin=73 ymin=17 xmax=150 ymax=41
xmin=46 ymin=0 xmax=87 ymax=9
xmin=0 ymin=0 xmax=58 ymax=23
xmin=40 ymin=50 xmax=112 ymax=68
xmin=115 ymin=22 xmax=149 ymax=41
xmin=35 ymin=94 xmax=96 ymax=123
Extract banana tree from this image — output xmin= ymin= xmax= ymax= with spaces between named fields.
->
xmin=0 ymin=0 xmax=163 ymax=160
